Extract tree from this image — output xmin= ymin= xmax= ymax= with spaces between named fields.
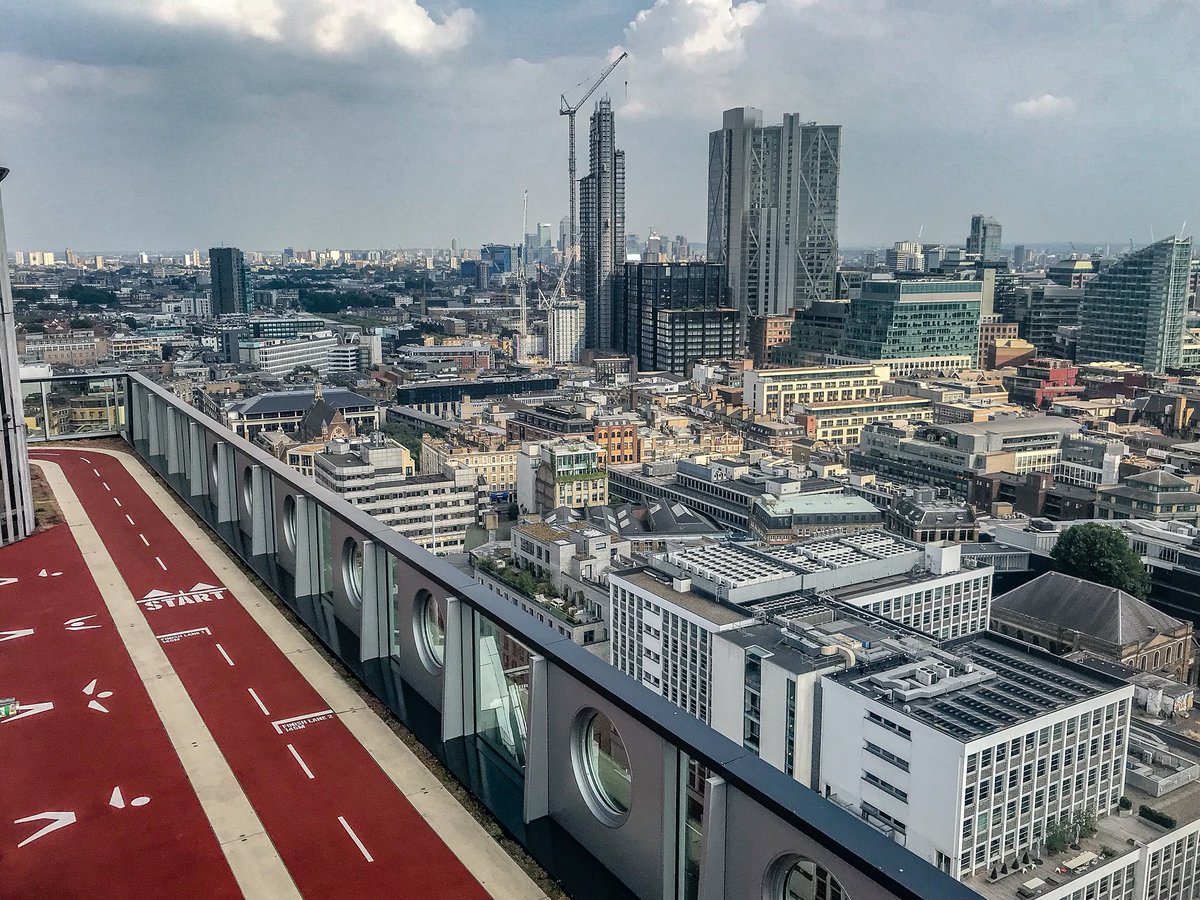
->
xmin=1051 ymin=523 xmax=1151 ymax=599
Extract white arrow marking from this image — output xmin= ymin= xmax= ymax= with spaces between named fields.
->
xmin=14 ymin=811 xmax=76 ymax=848
xmin=0 ymin=577 xmax=17 ymax=588
xmin=1 ymin=701 xmax=54 ymax=724
xmin=0 ymin=628 xmax=35 ymax=643
xmin=37 ymin=569 xmax=63 ymax=578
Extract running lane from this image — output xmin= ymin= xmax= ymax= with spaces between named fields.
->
xmin=34 ymin=448 xmax=490 ymax=899
xmin=0 ymin=519 xmax=240 ymax=900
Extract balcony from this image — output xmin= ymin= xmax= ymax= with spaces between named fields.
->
xmin=16 ymin=372 xmax=974 ymax=900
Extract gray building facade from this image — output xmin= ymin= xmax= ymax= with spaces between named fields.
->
xmin=706 ymin=107 xmax=840 ymax=333
xmin=579 ymin=98 xmax=625 ymax=350
xmin=0 ymin=167 xmax=33 ymax=546
xmin=965 ymin=214 xmax=1002 ymax=262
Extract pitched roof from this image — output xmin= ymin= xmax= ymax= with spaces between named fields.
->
xmin=992 ymin=571 xmax=1185 ymax=647
xmin=232 ymin=388 xmax=376 ymax=416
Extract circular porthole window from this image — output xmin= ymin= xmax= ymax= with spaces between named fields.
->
xmin=766 ymin=855 xmax=849 ymax=900
xmin=414 ymin=589 xmax=445 ymax=672
xmin=342 ymin=538 xmax=364 ymax=608
xmin=283 ymin=495 xmax=297 ymax=551
xmin=242 ymin=467 xmax=254 ymax=512
xmin=571 ymin=709 xmax=632 ymax=826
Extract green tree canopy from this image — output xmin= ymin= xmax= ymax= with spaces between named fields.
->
xmin=1050 ymin=523 xmax=1151 ymax=599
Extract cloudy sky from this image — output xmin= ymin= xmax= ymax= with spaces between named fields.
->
xmin=1 ymin=0 xmax=1197 ymax=252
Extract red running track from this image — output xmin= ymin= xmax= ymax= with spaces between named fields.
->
xmin=0 ymin=522 xmax=240 ymax=900
xmin=29 ymin=448 xmax=491 ymax=899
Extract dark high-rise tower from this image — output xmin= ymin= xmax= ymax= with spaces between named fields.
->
xmin=0 ymin=166 xmax=34 ymax=546
xmin=579 ymin=98 xmax=625 ymax=350
xmin=707 ymin=108 xmax=840 ymax=334
xmin=210 ymin=246 xmax=252 ymax=316
xmin=966 ymin=215 xmax=1003 ymax=262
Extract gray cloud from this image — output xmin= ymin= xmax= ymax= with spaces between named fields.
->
xmin=0 ymin=0 xmax=1197 ymax=251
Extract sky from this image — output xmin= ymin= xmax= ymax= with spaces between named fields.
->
xmin=0 ymin=0 xmax=1198 ymax=252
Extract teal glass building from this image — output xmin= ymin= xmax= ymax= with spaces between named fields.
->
xmin=1076 ymin=236 xmax=1192 ymax=372
xmin=841 ymin=279 xmax=984 ymax=366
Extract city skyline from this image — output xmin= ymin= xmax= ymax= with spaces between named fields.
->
xmin=2 ymin=1 xmax=1199 ymax=250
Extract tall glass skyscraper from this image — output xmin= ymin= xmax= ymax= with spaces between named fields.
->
xmin=579 ymin=97 xmax=625 ymax=350
xmin=0 ymin=166 xmax=34 ymax=546
xmin=209 ymin=246 xmax=253 ymax=316
xmin=706 ymin=108 xmax=840 ymax=331
xmin=1077 ymin=236 xmax=1192 ymax=372
xmin=966 ymin=215 xmax=1002 ymax=262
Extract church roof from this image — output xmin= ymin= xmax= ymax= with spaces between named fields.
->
xmin=993 ymin=571 xmax=1185 ymax=648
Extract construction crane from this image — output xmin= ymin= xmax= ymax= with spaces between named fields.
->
xmin=539 ymin=246 xmax=575 ymax=311
xmin=518 ymin=188 xmax=529 ymax=345
xmin=560 ymin=52 xmax=627 ymax=272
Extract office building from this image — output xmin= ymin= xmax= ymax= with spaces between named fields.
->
xmin=209 ymin=246 xmax=252 ymax=315
xmin=1012 ymin=244 xmax=1027 ymax=270
xmin=1003 ymin=358 xmax=1083 ymax=408
xmin=1017 ymin=284 xmax=1083 ymax=355
xmin=747 ymin=314 xmax=794 ymax=368
xmin=0 ymin=166 xmax=33 ymax=546
xmin=420 ymin=429 xmax=519 ymax=498
xmin=1076 ymin=236 xmax=1192 ymax=372
xmin=613 ymin=261 xmax=737 ymax=375
xmin=607 ymin=452 xmax=842 ymax=532
xmin=240 ymin=333 xmax=339 ymax=377
xmin=841 ymin=279 xmax=984 ymax=367
xmin=313 ymin=436 xmax=482 ymax=554
xmin=610 ymin=535 xmax=994 ymax=728
xmin=1096 ymin=470 xmax=1200 ymax=524
xmin=851 ymin=417 xmax=1082 ymax=492
xmin=743 ymin=364 xmax=892 ymax=418
xmin=966 ymin=214 xmax=1003 ymax=262
xmin=516 ymin=439 xmax=608 ymax=515
xmin=546 ymin=298 xmax=586 ymax=364
xmin=579 ymin=98 xmax=625 ymax=350
xmin=822 ymin=633 xmax=1132 ymax=879
xmin=707 ymin=107 xmax=840 ymax=330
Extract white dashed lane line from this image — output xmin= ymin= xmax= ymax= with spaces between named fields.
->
xmin=93 ymin=468 xmax=101 ymax=477
xmin=125 ymin=514 xmax=135 ymax=526
xmin=155 ymin=556 xmax=167 ymax=571
xmin=113 ymin=497 xmax=122 ymax=507
xmin=140 ymin=534 xmax=150 ymax=547
xmin=102 ymin=482 xmax=111 ymax=491
xmin=287 ymin=744 xmax=315 ymax=780
xmin=248 ymin=688 xmax=270 ymax=716
xmin=216 ymin=643 xmax=235 ymax=667
xmin=338 ymin=816 xmax=373 ymax=862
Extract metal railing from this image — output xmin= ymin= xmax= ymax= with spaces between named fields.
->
xmin=24 ymin=372 xmax=976 ymax=900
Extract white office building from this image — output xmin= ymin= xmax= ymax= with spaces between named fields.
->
xmin=820 ymin=635 xmax=1132 ymax=880
xmin=243 ymin=333 xmax=338 ymax=377
xmin=610 ymin=531 xmax=994 ymax=725
xmin=547 ymin=299 xmax=586 ymax=364
xmin=314 ymin=436 xmax=483 ymax=554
